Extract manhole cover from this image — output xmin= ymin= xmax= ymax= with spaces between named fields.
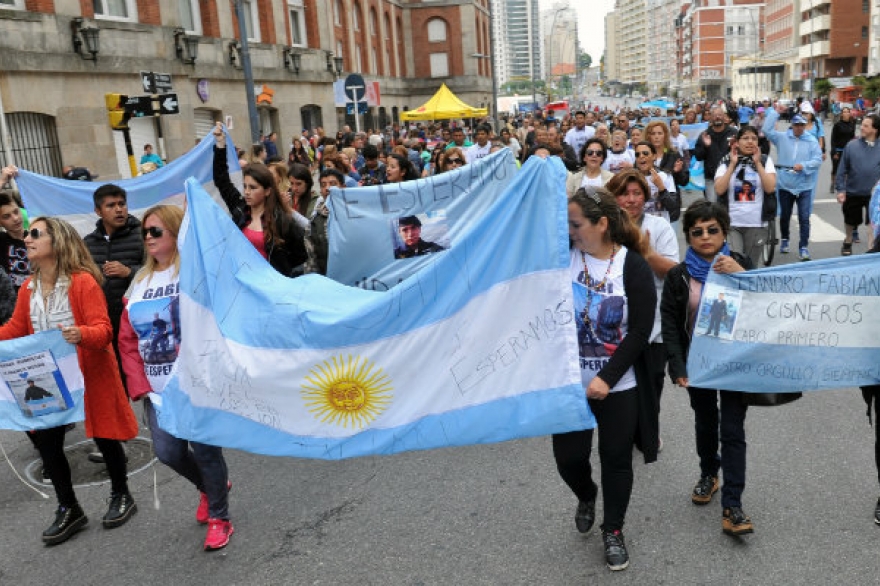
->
xmin=25 ymin=436 xmax=156 ymax=488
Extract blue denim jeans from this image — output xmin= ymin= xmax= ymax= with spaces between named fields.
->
xmin=144 ymin=398 xmax=230 ymax=520
xmin=778 ymin=189 xmax=813 ymax=249
xmin=687 ymin=388 xmax=748 ymax=508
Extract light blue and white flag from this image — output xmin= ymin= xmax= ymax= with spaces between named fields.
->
xmin=680 ymin=123 xmax=709 ymax=192
xmin=156 ymin=157 xmax=593 ymax=460
xmin=687 ymin=255 xmax=880 ymax=392
xmin=14 ymin=130 xmax=241 ymax=235
xmin=0 ymin=330 xmax=84 ymax=431
xmin=326 ymin=148 xmax=520 ymax=288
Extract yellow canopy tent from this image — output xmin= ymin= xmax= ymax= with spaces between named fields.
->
xmin=399 ymin=83 xmax=488 ymax=121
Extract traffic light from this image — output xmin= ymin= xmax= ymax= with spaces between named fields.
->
xmin=104 ymin=93 xmax=130 ymax=130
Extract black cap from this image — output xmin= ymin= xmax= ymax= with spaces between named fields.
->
xmin=398 ymin=215 xmax=421 ymax=227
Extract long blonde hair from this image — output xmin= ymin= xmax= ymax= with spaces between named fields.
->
xmin=30 ymin=216 xmax=103 ymax=285
xmin=136 ymin=205 xmax=183 ymax=283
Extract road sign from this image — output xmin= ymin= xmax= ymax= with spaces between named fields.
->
xmin=158 ymin=93 xmax=179 ymax=115
xmin=123 ymin=95 xmax=154 ymax=117
xmin=140 ymin=71 xmax=173 ymax=94
xmin=344 ymin=74 xmax=366 ymax=101
xmin=346 ymin=102 xmax=368 ymax=115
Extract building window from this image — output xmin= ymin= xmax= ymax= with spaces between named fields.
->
xmin=356 ymin=44 xmax=363 ymax=72
xmin=370 ymin=8 xmax=378 ymax=36
xmin=335 ymin=0 xmax=343 ymax=26
xmin=384 ymin=13 xmax=392 ymax=40
xmin=179 ymin=0 xmax=202 ymax=34
xmin=863 ymin=26 xmax=869 ymax=39
xmin=0 ymin=0 xmax=24 ymax=9
xmin=242 ymin=0 xmax=260 ymax=42
xmin=371 ymin=47 xmax=378 ymax=72
xmin=289 ymin=0 xmax=307 ymax=46
xmin=93 ymin=0 xmax=137 ymax=20
xmin=427 ymin=18 xmax=447 ymax=42
xmin=864 ymin=0 xmax=870 ymax=13
xmin=353 ymin=2 xmax=361 ymax=31
xmin=430 ymin=52 xmax=449 ymax=77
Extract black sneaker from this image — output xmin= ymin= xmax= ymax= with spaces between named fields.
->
xmin=575 ymin=498 xmax=596 ymax=533
xmin=874 ymin=498 xmax=880 ymax=525
xmin=722 ymin=506 xmax=754 ymax=536
xmin=602 ymin=529 xmax=629 ymax=571
xmin=40 ymin=464 xmax=51 ymax=483
xmin=691 ymin=475 xmax=719 ymax=505
xmin=42 ymin=504 xmax=88 ymax=545
xmin=102 ymin=492 xmax=137 ymax=529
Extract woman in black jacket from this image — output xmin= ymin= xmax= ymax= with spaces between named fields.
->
xmin=660 ymin=200 xmax=753 ymax=537
xmin=830 ymin=107 xmax=856 ymax=193
xmin=213 ymin=123 xmax=307 ymax=277
xmin=646 ymin=120 xmax=690 ymax=189
xmin=553 ymin=187 xmax=657 ymax=572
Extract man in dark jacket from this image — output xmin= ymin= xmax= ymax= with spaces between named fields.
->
xmin=84 ymin=184 xmax=143 ymax=341
xmin=693 ymin=105 xmax=737 ymax=203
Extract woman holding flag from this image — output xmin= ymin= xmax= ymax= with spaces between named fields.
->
xmin=0 ymin=217 xmax=138 ymax=545
xmin=660 ymin=200 xmax=753 ymax=537
xmin=118 ymin=205 xmax=234 ymax=551
xmin=553 ymin=187 xmax=657 ymax=571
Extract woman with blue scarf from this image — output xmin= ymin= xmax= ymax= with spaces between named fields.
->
xmin=660 ymin=200 xmax=755 ymax=536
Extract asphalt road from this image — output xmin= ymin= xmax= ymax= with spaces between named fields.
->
xmin=2 ymin=129 xmax=879 ymax=585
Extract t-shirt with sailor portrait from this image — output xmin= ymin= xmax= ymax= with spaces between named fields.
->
xmin=125 ymin=267 xmax=181 ymax=394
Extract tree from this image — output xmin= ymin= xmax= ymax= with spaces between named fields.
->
xmin=814 ymin=79 xmax=833 ymax=97
xmin=579 ymin=53 xmax=592 ymax=70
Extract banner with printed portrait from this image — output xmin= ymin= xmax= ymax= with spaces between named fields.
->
xmin=687 ymin=255 xmax=880 ymax=392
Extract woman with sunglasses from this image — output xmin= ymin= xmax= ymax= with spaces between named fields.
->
xmin=437 ymin=148 xmax=466 ymax=174
xmin=212 ymin=122 xmax=308 ymax=278
xmin=0 ymin=217 xmax=139 ymax=545
xmin=714 ymin=125 xmax=777 ymax=267
xmin=118 ymin=205 xmax=234 ymax=551
xmin=633 ymin=142 xmax=679 ymax=222
xmin=566 ymin=138 xmax=614 ymax=197
xmin=554 ymin=188 xmax=657 ymax=571
xmin=660 ymin=200 xmax=754 ymax=537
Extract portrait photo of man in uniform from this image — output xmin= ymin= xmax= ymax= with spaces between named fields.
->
xmin=392 ymin=215 xmax=447 ymax=259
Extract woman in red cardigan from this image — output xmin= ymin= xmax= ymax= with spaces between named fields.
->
xmin=0 ymin=217 xmax=139 ymax=545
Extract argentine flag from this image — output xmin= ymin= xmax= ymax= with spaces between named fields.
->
xmin=156 ymin=156 xmax=594 ymax=460
xmin=14 ymin=130 xmax=240 ymax=236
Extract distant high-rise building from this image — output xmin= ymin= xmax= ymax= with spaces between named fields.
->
xmin=493 ymin=0 xmax=542 ymax=91
xmin=542 ymin=1 xmax=579 ymax=81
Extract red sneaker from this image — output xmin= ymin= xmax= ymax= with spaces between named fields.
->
xmin=196 ymin=492 xmax=209 ymax=525
xmin=196 ymin=481 xmax=231 ymax=525
xmin=204 ymin=518 xmax=234 ymax=551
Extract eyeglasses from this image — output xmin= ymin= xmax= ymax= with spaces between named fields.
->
xmin=142 ymin=226 xmax=166 ymax=239
xmin=27 ymin=228 xmax=45 ymax=239
xmin=635 ymin=150 xmax=653 ymax=157
xmin=447 ymin=158 xmax=464 ymax=165
xmin=689 ymin=226 xmax=722 ymax=238
xmin=584 ymin=149 xmax=604 ymax=157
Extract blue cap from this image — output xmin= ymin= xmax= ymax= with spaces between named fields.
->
xmin=791 ymin=114 xmax=807 ymax=124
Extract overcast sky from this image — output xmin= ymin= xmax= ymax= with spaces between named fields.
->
xmin=539 ymin=0 xmax=614 ymax=64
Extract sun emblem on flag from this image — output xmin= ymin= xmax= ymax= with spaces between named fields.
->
xmin=301 ymin=355 xmax=393 ymax=429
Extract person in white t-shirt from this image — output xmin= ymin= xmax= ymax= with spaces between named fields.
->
xmin=553 ymin=187 xmax=657 ymax=572
xmin=633 ymin=142 xmax=678 ymax=222
xmin=565 ymin=111 xmax=596 ymax=158
xmin=609 ymin=169 xmax=679 ymax=442
xmin=464 ymin=123 xmax=492 ymax=163
xmin=603 ymin=130 xmax=635 ymax=174
xmin=118 ymin=205 xmax=235 ymax=552
xmin=714 ymin=125 xmax=777 ymax=267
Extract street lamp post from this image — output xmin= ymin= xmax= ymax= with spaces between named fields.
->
xmin=233 ymin=0 xmax=261 ymax=145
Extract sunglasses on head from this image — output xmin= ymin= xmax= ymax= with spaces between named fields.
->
xmin=142 ymin=226 xmax=166 ymax=239
xmin=584 ymin=149 xmax=604 ymax=157
xmin=689 ymin=226 xmax=721 ymax=238
xmin=27 ymin=228 xmax=45 ymax=240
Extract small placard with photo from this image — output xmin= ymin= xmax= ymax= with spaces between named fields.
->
xmin=0 ymin=350 xmax=74 ymax=418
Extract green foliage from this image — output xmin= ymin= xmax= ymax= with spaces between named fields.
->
xmin=863 ymin=78 xmax=880 ymax=101
xmin=579 ymin=53 xmax=592 ymax=69
xmin=814 ymin=79 xmax=833 ymax=97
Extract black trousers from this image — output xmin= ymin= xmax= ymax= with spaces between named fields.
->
xmin=33 ymin=426 xmax=129 ymax=507
xmin=552 ymin=386 xmax=638 ymax=532
xmin=863 ymin=385 xmax=880 ymax=487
